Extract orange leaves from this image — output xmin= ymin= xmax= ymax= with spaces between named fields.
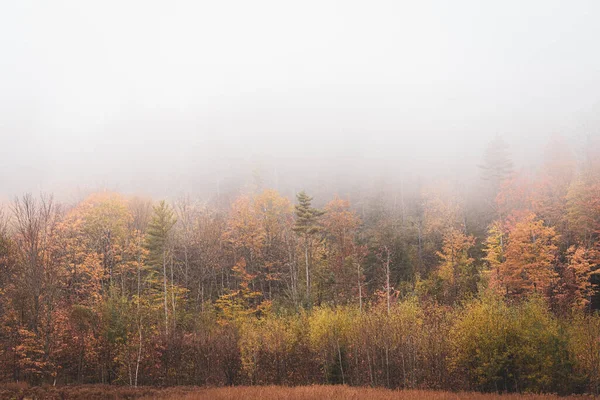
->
xmin=58 ymin=192 xmax=143 ymax=303
xmin=14 ymin=328 xmax=47 ymax=377
xmin=224 ymin=195 xmax=266 ymax=258
xmin=225 ymin=190 xmax=293 ymax=256
xmin=496 ymin=213 xmax=559 ymax=297
xmin=323 ymin=197 xmax=361 ymax=265
xmin=530 ymin=136 xmax=575 ymax=228
xmin=566 ymin=179 xmax=600 ymax=244
xmin=559 ymin=245 xmax=596 ymax=310
xmin=323 ymin=198 xmax=360 ymax=239
xmin=223 ymin=189 xmax=294 ymax=297
xmin=495 ymin=172 xmax=533 ymax=220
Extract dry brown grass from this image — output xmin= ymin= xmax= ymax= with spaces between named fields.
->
xmin=0 ymin=385 xmax=594 ymax=400
xmin=147 ymin=386 xmax=596 ymax=400
xmin=0 ymin=384 xmax=196 ymax=400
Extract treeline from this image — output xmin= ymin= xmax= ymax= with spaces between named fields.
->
xmin=1 ymin=135 xmax=600 ymax=393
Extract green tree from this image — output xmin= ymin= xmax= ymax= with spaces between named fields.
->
xmin=293 ymin=191 xmax=324 ymax=306
xmin=450 ymin=293 xmax=574 ymax=393
xmin=145 ymin=201 xmax=177 ymax=336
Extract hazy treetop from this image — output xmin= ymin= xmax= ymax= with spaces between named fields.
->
xmin=1 ymin=0 xmax=599 ymax=199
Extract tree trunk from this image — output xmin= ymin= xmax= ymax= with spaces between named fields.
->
xmin=305 ymin=237 xmax=310 ymax=305
xmin=135 ymin=324 xmax=142 ymax=387
xmin=163 ymin=254 xmax=169 ymax=337
xmin=385 ymin=246 xmax=391 ymax=315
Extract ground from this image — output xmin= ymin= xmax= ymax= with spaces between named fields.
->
xmin=0 ymin=385 xmax=595 ymax=400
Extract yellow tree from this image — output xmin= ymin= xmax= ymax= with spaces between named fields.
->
xmin=483 ymin=220 xmax=506 ymax=290
xmin=215 ymin=258 xmax=270 ymax=322
xmin=223 ymin=195 xmax=265 ymax=275
xmin=435 ymin=228 xmax=476 ymax=303
xmin=419 ymin=181 xmax=464 ymax=274
xmin=224 ymin=190 xmax=294 ymax=300
xmin=322 ymin=197 xmax=362 ymax=306
xmin=253 ymin=190 xmax=294 ymax=300
xmin=67 ymin=192 xmax=134 ymax=290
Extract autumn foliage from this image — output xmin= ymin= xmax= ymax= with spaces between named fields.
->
xmin=1 ymin=136 xmax=600 ymax=395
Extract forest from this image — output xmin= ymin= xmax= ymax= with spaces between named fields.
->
xmin=1 ymin=135 xmax=600 ymax=395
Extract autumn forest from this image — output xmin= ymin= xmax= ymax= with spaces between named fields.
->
xmin=1 ymin=136 xmax=600 ymax=396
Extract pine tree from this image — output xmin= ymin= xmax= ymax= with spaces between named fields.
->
xmin=293 ymin=191 xmax=324 ymax=306
xmin=479 ymin=136 xmax=514 ymax=203
xmin=145 ymin=201 xmax=176 ymax=336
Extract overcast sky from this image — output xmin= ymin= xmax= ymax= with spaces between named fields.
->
xmin=1 ymin=0 xmax=599 ymax=199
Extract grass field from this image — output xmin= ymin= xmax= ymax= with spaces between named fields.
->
xmin=0 ymin=385 xmax=596 ymax=400
xmin=161 ymin=386 xmax=596 ymax=400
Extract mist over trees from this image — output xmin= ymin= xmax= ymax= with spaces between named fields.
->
xmin=1 ymin=135 xmax=600 ymax=393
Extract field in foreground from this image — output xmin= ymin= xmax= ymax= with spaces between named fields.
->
xmin=166 ymin=386 xmax=598 ymax=400
xmin=0 ymin=385 xmax=596 ymax=400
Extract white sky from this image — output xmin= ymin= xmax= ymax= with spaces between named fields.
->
xmin=1 ymin=0 xmax=600 ymax=197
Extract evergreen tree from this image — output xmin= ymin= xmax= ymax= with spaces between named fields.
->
xmin=478 ymin=135 xmax=515 ymax=230
xmin=478 ymin=135 xmax=514 ymax=192
xmin=145 ymin=201 xmax=177 ymax=335
xmin=293 ymin=191 xmax=324 ymax=306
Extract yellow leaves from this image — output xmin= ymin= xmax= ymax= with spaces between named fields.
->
xmin=216 ymin=258 xmax=270 ymax=323
xmin=254 ymin=189 xmax=294 ymax=241
xmin=483 ymin=220 xmax=504 ymax=269
xmin=237 ymin=313 xmax=305 ymax=383
xmin=308 ymin=306 xmax=356 ymax=353
xmin=437 ymin=230 xmax=475 ymax=273
xmin=76 ymin=192 xmax=132 ymax=247
xmin=56 ymin=192 xmax=147 ymax=304
xmin=431 ymin=228 xmax=476 ymax=303
xmin=449 ymin=293 xmax=567 ymax=392
xmin=421 ymin=182 xmax=462 ymax=237
xmin=568 ymin=313 xmax=600 ymax=389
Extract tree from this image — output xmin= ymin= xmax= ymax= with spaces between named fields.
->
xmin=478 ymin=135 xmax=514 ymax=198
xmin=494 ymin=213 xmax=559 ymax=297
xmin=555 ymin=245 xmax=596 ymax=312
xmin=482 ymin=220 xmax=506 ymax=290
xmin=292 ymin=191 xmax=324 ymax=306
xmin=532 ymin=136 xmax=575 ymax=233
xmin=322 ymin=197 xmax=362 ymax=305
xmin=252 ymin=190 xmax=295 ymax=301
xmin=215 ymin=258 xmax=270 ymax=322
xmin=450 ymin=293 xmax=574 ymax=393
xmin=566 ymin=177 xmax=600 ymax=247
xmin=145 ymin=201 xmax=177 ymax=336
xmin=223 ymin=195 xmax=264 ymax=271
xmin=434 ymin=228 xmax=477 ymax=304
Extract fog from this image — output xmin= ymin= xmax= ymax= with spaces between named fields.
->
xmin=1 ymin=0 xmax=600 ymax=201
